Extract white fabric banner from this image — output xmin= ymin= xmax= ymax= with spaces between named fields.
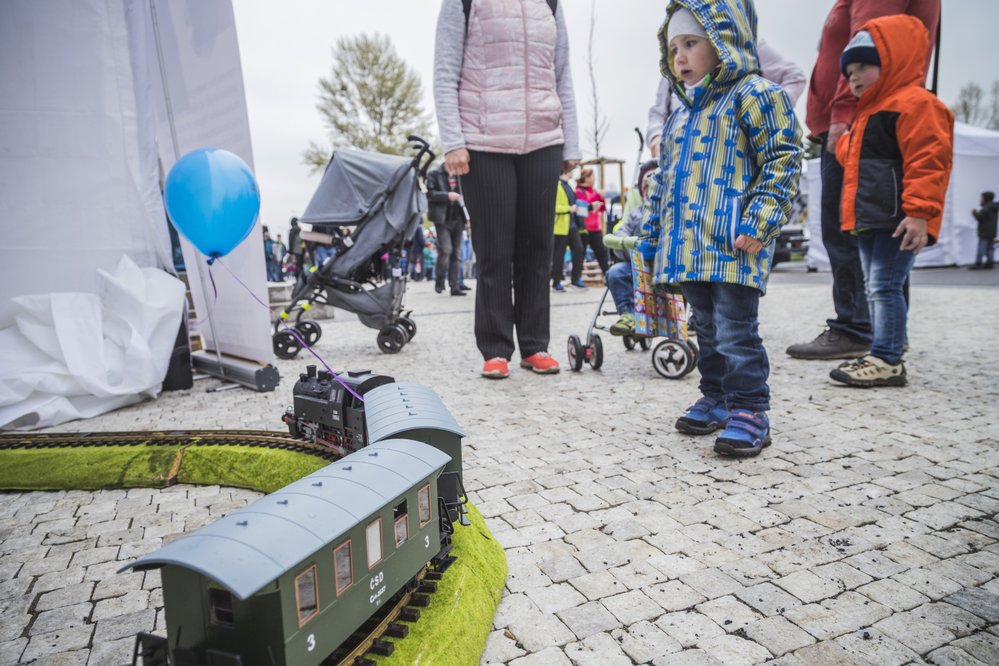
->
xmin=0 ymin=0 xmax=174 ymax=308
xmin=146 ymin=0 xmax=272 ymax=362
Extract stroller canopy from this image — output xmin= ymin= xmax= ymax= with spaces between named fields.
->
xmin=299 ymin=149 xmax=415 ymax=225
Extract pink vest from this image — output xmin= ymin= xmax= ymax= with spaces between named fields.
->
xmin=459 ymin=0 xmax=565 ymax=154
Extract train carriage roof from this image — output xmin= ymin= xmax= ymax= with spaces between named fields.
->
xmin=119 ymin=439 xmax=451 ymax=600
xmin=365 ymin=382 xmax=464 ymax=442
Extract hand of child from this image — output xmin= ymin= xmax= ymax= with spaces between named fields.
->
xmin=734 ymin=234 xmax=763 ymax=254
xmin=893 ymin=216 xmax=929 ymax=253
xmin=637 ymin=236 xmax=658 ymax=261
xmin=447 ymin=192 xmax=461 ymax=202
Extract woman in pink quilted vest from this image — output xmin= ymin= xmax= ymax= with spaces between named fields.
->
xmin=434 ymin=0 xmax=581 ymax=380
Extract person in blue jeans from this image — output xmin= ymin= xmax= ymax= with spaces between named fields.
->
xmin=828 ymin=17 xmax=953 ymax=387
xmin=644 ymin=2 xmax=802 ymax=457
xmin=605 ymin=162 xmax=658 ymax=335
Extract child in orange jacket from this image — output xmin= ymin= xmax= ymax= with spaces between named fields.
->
xmin=829 ymin=14 xmax=953 ymax=387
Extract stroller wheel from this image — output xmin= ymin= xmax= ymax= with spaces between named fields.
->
xmin=587 ymin=333 xmax=604 ymax=370
xmin=377 ymin=325 xmax=407 ymax=354
xmin=638 ymin=337 xmax=652 ymax=351
xmin=652 ymin=338 xmax=694 ymax=379
xmin=295 ymin=320 xmax=322 ymax=346
xmin=398 ymin=316 xmax=417 ymax=341
xmin=687 ymin=340 xmax=699 ymax=364
xmin=567 ymin=335 xmax=584 ymax=372
xmin=273 ymin=330 xmax=302 ymax=359
xmin=622 ymin=335 xmax=636 ymax=351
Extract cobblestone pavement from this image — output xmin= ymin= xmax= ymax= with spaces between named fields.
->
xmin=1 ymin=269 xmax=998 ymax=665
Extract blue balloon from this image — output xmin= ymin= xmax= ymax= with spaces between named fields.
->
xmin=163 ymin=148 xmax=260 ymax=259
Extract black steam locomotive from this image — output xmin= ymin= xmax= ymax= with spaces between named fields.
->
xmin=125 ymin=370 xmax=469 ymax=666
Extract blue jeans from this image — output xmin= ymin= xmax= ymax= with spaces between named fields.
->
xmin=314 ymin=245 xmax=336 ymax=266
xmin=605 ymin=261 xmax=633 ymax=314
xmin=857 ymin=230 xmax=916 ymax=365
xmin=681 ymin=282 xmax=769 ymax=411
xmin=976 ymin=237 xmax=995 ymax=266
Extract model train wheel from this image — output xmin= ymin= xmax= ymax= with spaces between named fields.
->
xmin=273 ymin=330 xmax=302 ymax=359
xmin=567 ymin=335 xmax=584 ymax=371
xmin=652 ymin=338 xmax=694 ymax=379
xmin=638 ymin=337 xmax=652 ymax=351
xmin=587 ymin=333 xmax=604 ymax=370
xmin=377 ymin=325 xmax=407 ymax=354
xmin=295 ymin=320 xmax=322 ymax=346
xmin=398 ymin=316 xmax=417 ymax=341
xmin=622 ymin=335 xmax=636 ymax=350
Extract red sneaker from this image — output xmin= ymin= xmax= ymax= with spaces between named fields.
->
xmin=520 ymin=352 xmax=560 ymax=374
xmin=481 ymin=357 xmax=510 ymax=379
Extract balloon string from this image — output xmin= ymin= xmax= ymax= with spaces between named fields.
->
xmin=212 ymin=258 xmax=364 ymax=403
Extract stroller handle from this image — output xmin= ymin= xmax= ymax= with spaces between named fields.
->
xmin=408 ymin=135 xmax=436 ymax=179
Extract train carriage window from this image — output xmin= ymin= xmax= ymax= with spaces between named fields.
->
xmin=366 ymin=518 xmax=383 ymax=569
xmin=418 ymin=484 xmax=432 ymax=527
xmin=295 ymin=565 xmax=319 ymax=627
xmin=334 ymin=541 xmax=353 ymax=595
xmin=394 ymin=500 xmax=409 ymax=546
xmin=208 ymin=587 xmax=234 ymax=627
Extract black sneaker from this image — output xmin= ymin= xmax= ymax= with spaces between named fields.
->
xmin=786 ymin=328 xmax=870 ymax=360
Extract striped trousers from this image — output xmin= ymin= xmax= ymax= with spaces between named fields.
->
xmin=460 ymin=145 xmax=563 ymax=361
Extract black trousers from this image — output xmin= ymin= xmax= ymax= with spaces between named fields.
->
xmin=581 ymin=228 xmax=611 ymax=274
xmin=820 ymin=138 xmax=871 ymax=343
xmin=460 ymin=145 xmax=562 ymax=360
xmin=435 ymin=220 xmax=464 ymax=291
xmin=552 ymin=222 xmax=584 ymax=285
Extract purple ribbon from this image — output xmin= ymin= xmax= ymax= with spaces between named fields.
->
xmin=212 ymin=258 xmax=364 ymax=403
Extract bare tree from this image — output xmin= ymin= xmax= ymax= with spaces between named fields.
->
xmin=952 ymin=81 xmax=988 ymax=127
xmin=585 ymin=0 xmax=609 ymax=157
xmin=304 ymin=33 xmax=432 ymax=171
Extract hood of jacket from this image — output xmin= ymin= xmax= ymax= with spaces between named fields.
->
xmin=658 ymin=0 xmax=760 ymax=100
xmin=854 ymin=14 xmax=930 ymax=111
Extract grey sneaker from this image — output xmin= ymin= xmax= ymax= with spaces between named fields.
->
xmin=786 ymin=328 xmax=870 ymax=360
xmin=829 ymin=354 xmax=907 ymax=387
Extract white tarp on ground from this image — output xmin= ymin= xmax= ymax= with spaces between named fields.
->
xmin=0 ymin=256 xmax=187 ymax=430
xmin=806 ymin=121 xmax=999 ymax=269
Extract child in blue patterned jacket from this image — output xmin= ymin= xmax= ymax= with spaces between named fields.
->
xmin=643 ymin=0 xmax=802 ymax=457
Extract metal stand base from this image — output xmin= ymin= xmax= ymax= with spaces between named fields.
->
xmin=191 ymin=351 xmax=280 ymax=392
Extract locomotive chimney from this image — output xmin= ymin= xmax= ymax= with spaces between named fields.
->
xmin=307 ymin=365 xmax=317 ymax=378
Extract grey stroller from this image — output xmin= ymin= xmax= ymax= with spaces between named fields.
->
xmin=273 ymin=136 xmax=434 ymax=357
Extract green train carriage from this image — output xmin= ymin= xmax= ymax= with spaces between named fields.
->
xmin=122 ymin=439 xmax=452 ymax=666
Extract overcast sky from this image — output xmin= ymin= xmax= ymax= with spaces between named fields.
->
xmin=232 ymin=0 xmax=996 ymax=239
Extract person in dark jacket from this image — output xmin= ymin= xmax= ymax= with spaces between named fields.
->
xmin=426 ymin=164 xmax=470 ymax=294
xmin=787 ymin=0 xmax=940 ymax=361
xmin=971 ymin=191 xmax=998 ymax=269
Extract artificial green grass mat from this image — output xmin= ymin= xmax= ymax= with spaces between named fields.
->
xmin=0 ymin=446 xmax=182 ymax=490
xmin=0 ymin=445 xmax=508 ymax=665
xmin=373 ymin=501 xmax=507 ymax=666
xmin=0 ymin=445 xmax=328 ymax=492
xmin=175 ymin=445 xmax=328 ymax=493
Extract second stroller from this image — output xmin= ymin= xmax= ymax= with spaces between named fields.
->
xmin=273 ymin=136 xmax=435 ymax=358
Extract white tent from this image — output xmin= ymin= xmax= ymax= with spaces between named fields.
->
xmin=0 ymin=0 xmax=272 ymax=428
xmin=806 ymin=121 xmax=999 ymax=269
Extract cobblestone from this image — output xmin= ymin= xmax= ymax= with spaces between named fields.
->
xmin=1 ymin=276 xmax=996 ymax=664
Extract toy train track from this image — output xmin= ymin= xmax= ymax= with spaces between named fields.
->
xmin=327 ymin=568 xmax=442 ymax=666
xmin=1 ymin=428 xmax=451 ymax=666
xmin=0 ymin=429 xmax=338 ymax=461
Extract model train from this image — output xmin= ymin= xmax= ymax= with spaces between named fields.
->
xmin=123 ymin=372 xmax=467 ymax=666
